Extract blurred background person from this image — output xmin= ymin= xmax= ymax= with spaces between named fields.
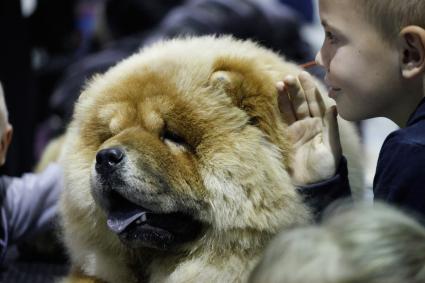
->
xmin=249 ymin=202 xmax=425 ymax=283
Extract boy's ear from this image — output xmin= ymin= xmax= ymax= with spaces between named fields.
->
xmin=399 ymin=26 xmax=425 ymax=79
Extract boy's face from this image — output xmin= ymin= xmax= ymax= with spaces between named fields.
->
xmin=316 ymin=0 xmax=403 ymax=121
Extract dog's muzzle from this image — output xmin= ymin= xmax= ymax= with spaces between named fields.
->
xmin=92 ymin=147 xmax=203 ymax=250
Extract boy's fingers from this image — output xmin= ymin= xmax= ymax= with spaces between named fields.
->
xmin=288 ymin=118 xmax=321 ymax=145
xmin=283 ymin=75 xmax=310 ymax=120
xmin=323 ymin=106 xmax=342 ymax=161
xmin=298 ymin=71 xmax=326 ymax=118
xmin=277 ymin=81 xmax=296 ymax=124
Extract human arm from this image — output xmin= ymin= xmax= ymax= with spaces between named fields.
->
xmin=296 ymin=156 xmax=351 ymax=219
xmin=3 ymin=163 xmax=63 ymax=246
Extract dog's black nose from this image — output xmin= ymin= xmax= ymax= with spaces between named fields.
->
xmin=96 ymin=147 xmax=124 ymax=173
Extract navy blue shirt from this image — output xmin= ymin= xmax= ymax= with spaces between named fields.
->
xmin=374 ymin=98 xmax=425 ymax=219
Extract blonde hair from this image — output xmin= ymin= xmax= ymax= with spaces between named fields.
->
xmin=249 ymin=202 xmax=425 ymax=283
xmin=0 ymin=82 xmax=10 ymax=136
xmin=356 ymin=0 xmax=425 ymax=45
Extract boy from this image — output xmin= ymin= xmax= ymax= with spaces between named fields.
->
xmin=277 ymin=0 xmax=425 ymax=218
xmin=0 ymin=82 xmax=62 ymax=265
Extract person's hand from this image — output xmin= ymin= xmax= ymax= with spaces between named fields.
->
xmin=277 ymin=71 xmax=342 ymax=186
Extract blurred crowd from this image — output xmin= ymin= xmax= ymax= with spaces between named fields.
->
xmin=0 ymin=0 xmax=315 ymax=177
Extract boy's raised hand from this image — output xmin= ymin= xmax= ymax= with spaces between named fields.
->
xmin=277 ymin=71 xmax=342 ymax=186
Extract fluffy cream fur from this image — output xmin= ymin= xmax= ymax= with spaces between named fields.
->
xmin=59 ymin=36 xmax=363 ymax=283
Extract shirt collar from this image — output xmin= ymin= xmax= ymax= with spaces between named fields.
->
xmin=407 ymin=97 xmax=425 ymax=126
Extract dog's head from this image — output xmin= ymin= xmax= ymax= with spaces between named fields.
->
xmin=61 ymin=36 xmax=309 ymax=253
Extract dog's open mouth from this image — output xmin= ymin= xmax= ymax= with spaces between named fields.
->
xmin=105 ymin=191 xmax=202 ymax=250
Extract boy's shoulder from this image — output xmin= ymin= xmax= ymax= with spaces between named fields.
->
xmin=384 ymin=99 xmax=425 ymax=148
xmin=378 ymin=120 xmax=425 ymax=169
xmin=389 ymin=124 xmax=425 ymax=144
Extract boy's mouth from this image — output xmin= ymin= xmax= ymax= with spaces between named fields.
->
xmin=328 ymin=86 xmax=342 ymax=99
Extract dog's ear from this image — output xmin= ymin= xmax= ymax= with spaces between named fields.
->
xmin=208 ymin=70 xmax=244 ymax=94
xmin=209 ymin=59 xmax=292 ymax=167
xmin=209 ymin=70 xmax=263 ymax=126
xmin=208 ymin=69 xmax=268 ymax=127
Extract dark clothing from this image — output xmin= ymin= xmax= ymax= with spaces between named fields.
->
xmin=300 ymin=98 xmax=425 ymax=221
xmin=373 ymin=98 xmax=425 ymax=220
xmin=279 ymin=0 xmax=314 ymax=23
xmin=297 ymin=157 xmax=351 ymax=220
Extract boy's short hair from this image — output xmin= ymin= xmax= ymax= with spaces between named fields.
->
xmin=356 ymin=0 xmax=425 ymax=44
xmin=0 ymin=83 xmax=9 ymax=135
xmin=249 ymin=202 xmax=425 ymax=283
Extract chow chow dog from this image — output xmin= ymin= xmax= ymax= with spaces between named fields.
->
xmin=59 ymin=36 xmax=363 ymax=283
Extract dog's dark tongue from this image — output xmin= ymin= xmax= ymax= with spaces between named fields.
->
xmin=104 ymin=199 xmax=202 ymax=250
xmin=107 ymin=206 xmax=147 ymax=234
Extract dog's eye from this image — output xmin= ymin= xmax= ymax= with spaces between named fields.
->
xmin=162 ymin=129 xmax=187 ymax=146
xmin=248 ymin=116 xmax=260 ymax=126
